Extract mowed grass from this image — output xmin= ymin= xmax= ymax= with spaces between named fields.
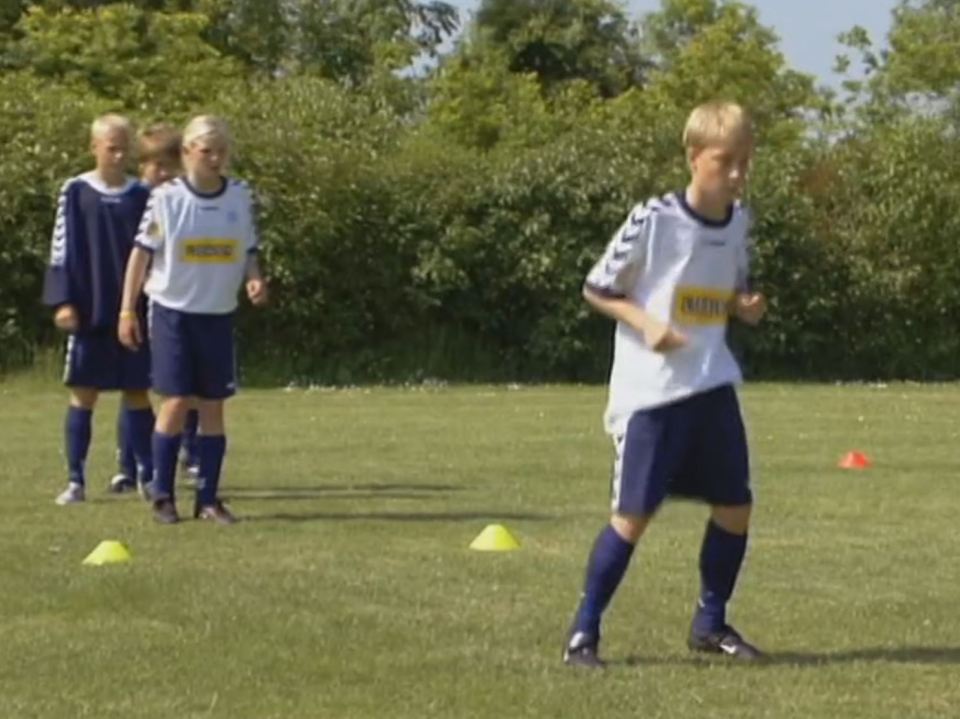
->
xmin=1 ymin=378 xmax=959 ymax=719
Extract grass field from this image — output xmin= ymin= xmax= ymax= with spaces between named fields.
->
xmin=1 ymin=377 xmax=959 ymax=718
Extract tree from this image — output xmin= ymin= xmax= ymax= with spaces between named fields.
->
xmin=192 ymin=0 xmax=459 ymax=83
xmin=640 ymin=0 xmax=820 ymax=129
xmin=471 ymin=0 xmax=646 ymax=97
xmin=12 ymin=4 xmax=242 ymax=113
xmin=836 ymin=0 xmax=960 ymax=123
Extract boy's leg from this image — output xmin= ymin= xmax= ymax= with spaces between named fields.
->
xmin=151 ymin=396 xmax=189 ymax=522
xmin=120 ymin=389 xmax=154 ymax=498
xmin=566 ymin=512 xmax=651 ymax=667
xmin=57 ymin=387 xmax=99 ymax=504
xmin=687 ymin=505 xmax=761 ymax=659
xmin=565 ymin=404 xmax=684 ymax=667
xmin=191 ymin=311 xmax=237 ymax=525
xmin=111 ymin=406 xmax=138 ymax=491
xmin=58 ymin=332 xmax=112 ymax=504
xmin=691 ymin=505 xmax=750 ymax=634
xmin=194 ymin=399 xmax=234 ymax=523
xmin=148 ymin=303 xmax=193 ymax=523
xmin=180 ymin=405 xmax=200 ymax=476
xmin=114 ymin=326 xmax=153 ymax=496
xmin=685 ymin=386 xmax=762 ymax=659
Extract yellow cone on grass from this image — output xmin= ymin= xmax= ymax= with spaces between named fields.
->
xmin=82 ymin=540 xmax=132 ymax=566
xmin=469 ymin=524 xmax=520 ymax=552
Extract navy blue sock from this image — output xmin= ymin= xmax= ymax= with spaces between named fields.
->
xmin=197 ymin=435 xmax=227 ymax=507
xmin=182 ymin=409 xmax=199 ymax=466
xmin=152 ymin=431 xmax=182 ymax=500
xmin=126 ymin=407 xmax=155 ymax=484
xmin=573 ymin=525 xmax=636 ymax=637
xmin=65 ymin=406 xmax=92 ymax=486
xmin=117 ymin=408 xmax=137 ymax=479
xmin=692 ymin=520 xmax=748 ymax=635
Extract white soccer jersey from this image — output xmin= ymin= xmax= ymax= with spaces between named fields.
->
xmin=136 ymin=177 xmax=258 ymax=314
xmin=585 ymin=191 xmax=752 ymax=435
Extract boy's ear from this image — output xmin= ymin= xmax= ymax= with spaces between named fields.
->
xmin=686 ymin=145 xmax=700 ymax=171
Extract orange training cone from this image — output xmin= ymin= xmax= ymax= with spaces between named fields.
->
xmin=838 ymin=451 xmax=872 ymax=470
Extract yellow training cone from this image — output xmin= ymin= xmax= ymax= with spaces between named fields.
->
xmin=469 ymin=524 xmax=520 ymax=552
xmin=82 ymin=540 xmax=132 ymax=566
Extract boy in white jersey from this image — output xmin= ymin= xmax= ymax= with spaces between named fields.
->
xmin=118 ymin=115 xmax=267 ymax=525
xmin=564 ymin=101 xmax=767 ymax=668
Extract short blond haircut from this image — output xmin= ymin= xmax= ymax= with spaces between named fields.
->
xmin=182 ymin=115 xmax=232 ymax=150
xmin=682 ymin=101 xmax=752 ymax=150
xmin=90 ymin=113 xmax=134 ymax=142
xmin=138 ymin=123 xmax=182 ymax=164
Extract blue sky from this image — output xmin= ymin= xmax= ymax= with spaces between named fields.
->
xmin=445 ymin=0 xmax=900 ymax=87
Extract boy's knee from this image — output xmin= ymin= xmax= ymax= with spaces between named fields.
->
xmin=69 ymin=387 xmax=98 ymax=410
xmin=121 ymin=390 xmax=151 ymax=410
xmin=710 ymin=503 xmax=752 ymax=535
xmin=610 ymin=512 xmax=653 ymax=544
xmin=162 ymin=396 xmax=192 ymax=410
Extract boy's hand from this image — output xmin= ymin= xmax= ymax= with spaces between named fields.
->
xmin=118 ymin=312 xmax=142 ymax=351
xmin=246 ymin=278 xmax=268 ymax=306
xmin=733 ymin=292 xmax=766 ymax=325
xmin=644 ymin=319 xmax=688 ymax=353
xmin=53 ymin=305 xmax=79 ymax=332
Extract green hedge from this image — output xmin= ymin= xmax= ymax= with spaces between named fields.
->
xmin=3 ymin=71 xmax=960 ymax=382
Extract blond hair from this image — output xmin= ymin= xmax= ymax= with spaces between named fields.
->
xmin=682 ymin=102 xmax=752 ymax=150
xmin=182 ymin=115 xmax=232 ymax=150
xmin=90 ymin=113 xmax=133 ymax=142
xmin=138 ymin=123 xmax=182 ymax=164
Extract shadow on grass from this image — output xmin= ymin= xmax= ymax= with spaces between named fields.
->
xmin=244 ymin=509 xmax=553 ymax=523
xmin=619 ymin=646 xmax=960 ymax=668
xmin=230 ymin=490 xmax=458 ymax=502
xmin=766 ymin=646 xmax=960 ymax=665
xmin=228 ymin=482 xmax=464 ymax=497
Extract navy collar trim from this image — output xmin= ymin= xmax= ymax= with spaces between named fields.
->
xmin=676 ymin=190 xmax=733 ymax=228
xmin=182 ymin=176 xmax=228 ymax=199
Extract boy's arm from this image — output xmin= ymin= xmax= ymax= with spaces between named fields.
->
xmin=583 ymin=286 xmax=686 ymax=351
xmin=42 ymin=180 xmax=78 ymax=330
xmin=583 ymin=201 xmax=686 ymax=352
xmin=244 ymin=251 xmax=268 ymax=306
xmin=117 ymin=247 xmax=151 ymax=349
xmin=731 ymin=208 xmax=766 ymax=325
xmin=242 ymin=183 xmax=267 ymax=306
xmin=118 ymin=191 xmax=163 ymax=349
xmin=732 ymin=292 xmax=766 ymax=325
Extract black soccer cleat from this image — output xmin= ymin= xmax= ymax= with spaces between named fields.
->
xmin=194 ymin=498 xmax=239 ymax=525
xmin=687 ymin=624 xmax=764 ymax=661
xmin=108 ymin=473 xmax=137 ymax=494
xmin=563 ymin=631 xmax=605 ymax=669
xmin=151 ymin=498 xmax=180 ymax=525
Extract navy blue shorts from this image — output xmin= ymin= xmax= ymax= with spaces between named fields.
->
xmin=611 ymin=384 xmax=752 ymax=516
xmin=63 ymin=330 xmax=150 ymax=391
xmin=149 ymin=303 xmax=236 ymax=400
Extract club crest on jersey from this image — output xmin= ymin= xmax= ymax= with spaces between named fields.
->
xmin=674 ymin=287 xmax=733 ymax=325
xmin=181 ymin=238 xmax=239 ymax=263
xmin=226 ymin=210 xmax=238 ymax=224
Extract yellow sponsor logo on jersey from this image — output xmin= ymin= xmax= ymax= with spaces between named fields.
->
xmin=674 ymin=287 xmax=734 ymax=325
xmin=181 ymin=237 xmax=239 ymax=263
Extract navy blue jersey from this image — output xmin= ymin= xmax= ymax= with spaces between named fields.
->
xmin=42 ymin=172 xmax=150 ymax=331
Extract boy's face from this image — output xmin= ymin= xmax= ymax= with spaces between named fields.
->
xmin=140 ymin=157 xmax=180 ymax=187
xmin=688 ymin=136 xmax=753 ymax=205
xmin=184 ymin=136 xmax=229 ymax=180
xmin=91 ymin=129 xmax=131 ymax=176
